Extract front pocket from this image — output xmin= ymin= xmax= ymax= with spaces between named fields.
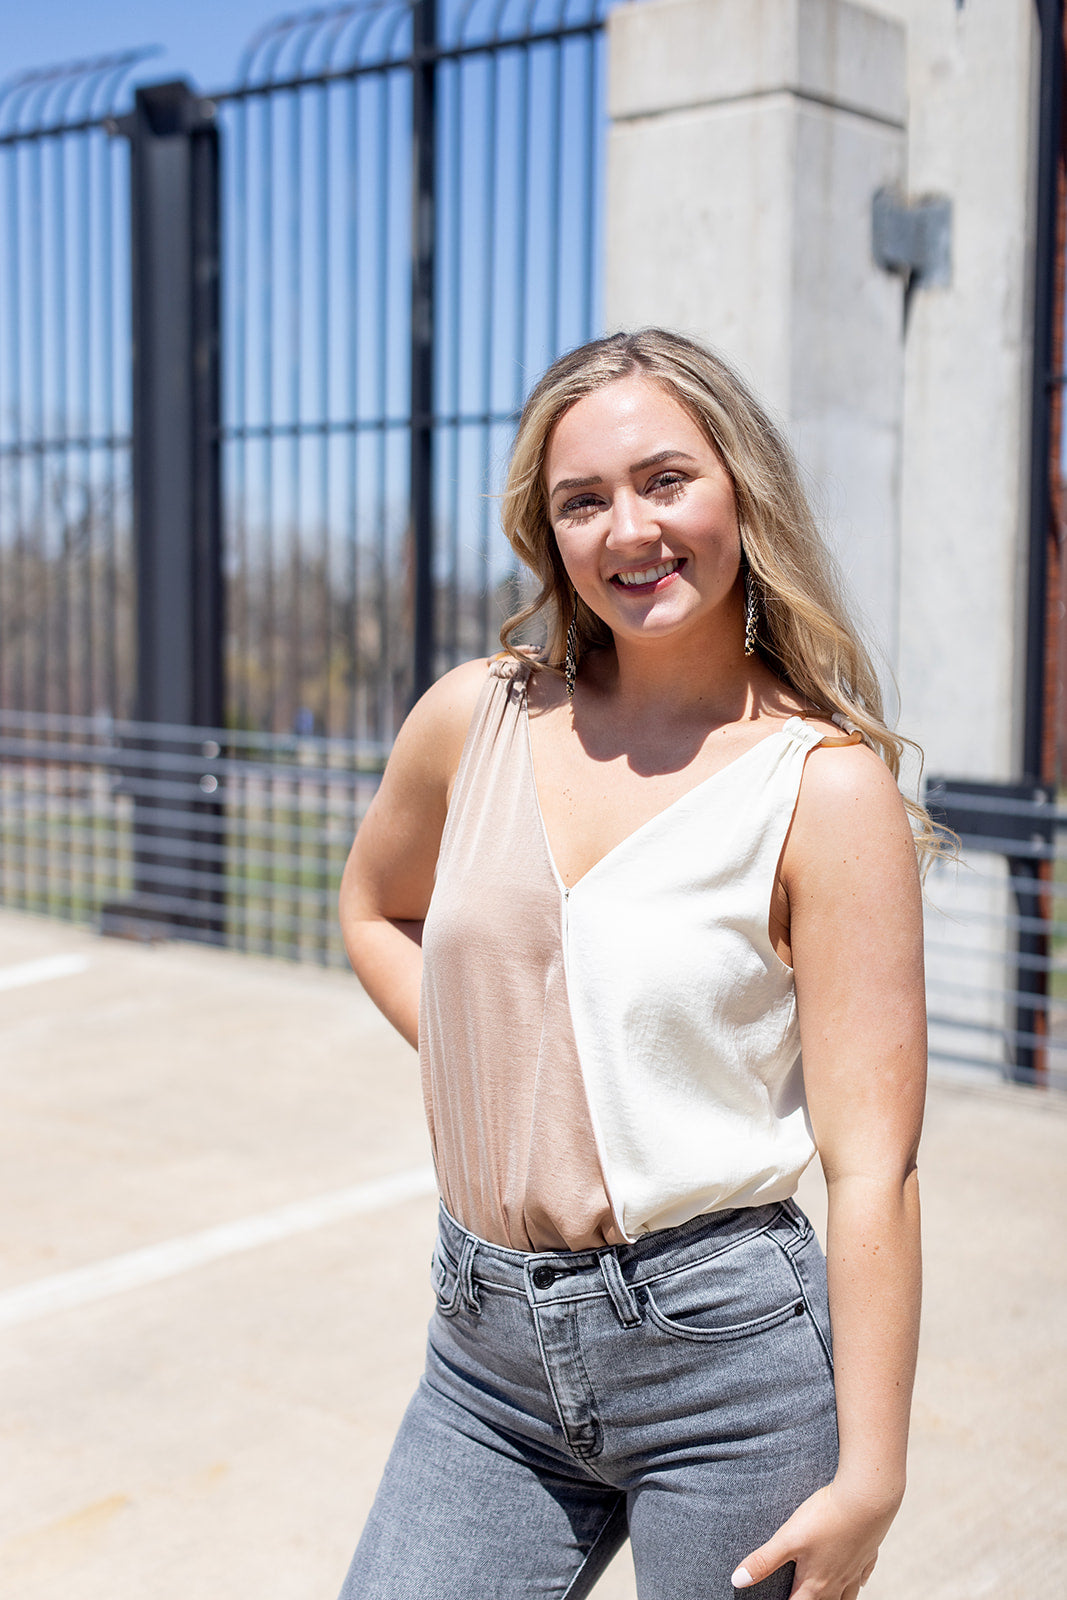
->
xmin=636 ymin=1234 xmax=805 ymax=1343
xmin=640 ymin=1285 xmax=806 ymax=1343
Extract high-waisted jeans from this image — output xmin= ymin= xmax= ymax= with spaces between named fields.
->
xmin=338 ymin=1199 xmax=838 ymax=1599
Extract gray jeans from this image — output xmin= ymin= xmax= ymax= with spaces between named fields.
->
xmin=338 ymin=1199 xmax=838 ymax=1599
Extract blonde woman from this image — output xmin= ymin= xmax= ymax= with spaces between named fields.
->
xmin=337 ymin=330 xmax=928 ymax=1600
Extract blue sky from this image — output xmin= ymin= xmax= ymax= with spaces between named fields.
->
xmin=1 ymin=0 xmax=292 ymax=97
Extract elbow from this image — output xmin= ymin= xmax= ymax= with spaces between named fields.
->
xmin=822 ymin=1153 xmax=921 ymax=1200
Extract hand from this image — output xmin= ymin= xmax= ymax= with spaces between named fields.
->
xmin=731 ymin=1478 xmax=901 ymax=1600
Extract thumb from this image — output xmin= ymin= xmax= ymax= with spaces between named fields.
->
xmin=731 ymin=1534 xmax=794 ymax=1590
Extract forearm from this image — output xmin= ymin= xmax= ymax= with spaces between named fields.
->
xmin=342 ymin=912 xmax=423 ymax=1048
xmin=825 ymin=1166 xmax=922 ymax=1506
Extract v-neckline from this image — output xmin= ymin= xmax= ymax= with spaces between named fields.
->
xmin=522 ymin=694 xmax=806 ymax=896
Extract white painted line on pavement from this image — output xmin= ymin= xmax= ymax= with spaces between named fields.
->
xmin=0 ymin=1164 xmax=437 ymax=1330
xmin=0 ymin=953 xmax=91 ymax=992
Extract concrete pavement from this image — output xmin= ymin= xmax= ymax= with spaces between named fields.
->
xmin=0 ymin=906 xmax=1064 ymax=1599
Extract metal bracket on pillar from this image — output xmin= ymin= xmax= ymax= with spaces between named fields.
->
xmin=102 ymin=80 xmax=225 ymax=943
xmin=872 ymin=187 xmax=953 ymax=291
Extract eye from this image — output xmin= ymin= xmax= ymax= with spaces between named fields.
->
xmin=648 ymin=472 xmax=687 ymax=501
xmin=557 ymin=493 xmax=603 ymax=522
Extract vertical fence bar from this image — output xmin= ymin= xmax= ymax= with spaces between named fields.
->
xmin=479 ymin=46 xmax=499 ymax=650
xmin=344 ymin=74 xmax=360 ymax=743
xmin=444 ymin=53 xmax=461 ymax=666
xmin=410 ymin=0 xmax=437 ymax=703
xmin=28 ymin=134 xmax=46 ymax=716
xmin=99 ymin=128 xmax=120 ymax=720
xmin=1017 ymin=0 xmax=1066 ymax=1080
xmin=375 ymin=76 xmax=391 ymax=739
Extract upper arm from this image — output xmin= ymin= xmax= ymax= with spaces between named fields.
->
xmin=782 ymin=743 xmax=927 ymax=1184
xmin=340 ymin=658 xmax=490 ymax=925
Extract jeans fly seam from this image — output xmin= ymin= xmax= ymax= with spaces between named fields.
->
xmin=530 ymin=1305 xmax=608 ymax=1471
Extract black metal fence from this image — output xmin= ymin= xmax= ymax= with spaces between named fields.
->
xmin=0 ymin=0 xmax=607 ymax=963
xmin=0 ymin=51 xmax=155 ymax=722
xmin=0 ymin=707 xmax=383 ymax=965
xmin=0 ymin=0 xmax=607 ymax=744
xmin=216 ymin=0 xmax=605 ymax=740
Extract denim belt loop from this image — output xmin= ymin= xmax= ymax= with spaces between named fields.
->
xmin=597 ymin=1248 xmax=642 ymax=1328
xmin=458 ymin=1234 xmax=481 ymax=1313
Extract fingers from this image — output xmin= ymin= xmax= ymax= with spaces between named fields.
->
xmin=735 ymin=1545 xmax=877 ymax=1597
xmin=731 ymin=1537 xmax=791 ymax=1589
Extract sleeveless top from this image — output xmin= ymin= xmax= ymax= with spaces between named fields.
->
xmin=418 ymin=658 xmax=850 ymax=1253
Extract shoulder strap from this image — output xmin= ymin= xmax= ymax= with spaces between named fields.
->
xmin=488 ymin=651 xmax=535 ymax=688
xmin=785 ymin=712 xmax=865 ymax=751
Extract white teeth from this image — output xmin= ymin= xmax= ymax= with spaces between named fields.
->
xmin=615 ymin=560 xmax=680 ymax=587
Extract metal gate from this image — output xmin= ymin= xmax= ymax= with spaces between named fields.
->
xmin=217 ymin=0 xmax=606 ymax=742
xmin=0 ymin=0 xmax=607 ymax=963
xmin=0 ymin=0 xmax=606 ymax=735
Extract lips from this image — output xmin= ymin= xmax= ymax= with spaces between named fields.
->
xmin=611 ymin=558 xmax=684 ymax=588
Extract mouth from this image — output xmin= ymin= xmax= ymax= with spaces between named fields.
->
xmin=610 ymin=558 xmax=685 ymax=591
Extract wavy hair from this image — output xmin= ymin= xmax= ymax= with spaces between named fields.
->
xmin=499 ymin=327 xmax=947 ymax=865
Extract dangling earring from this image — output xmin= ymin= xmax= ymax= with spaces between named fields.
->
xmin=565 ymin=608 xmax=579 ymax=699
xmin=744 ymin=569 xmax=759 ymax=658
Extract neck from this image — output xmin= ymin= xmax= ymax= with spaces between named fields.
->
xmin=594 ymin=626 xmax=760 ymax=728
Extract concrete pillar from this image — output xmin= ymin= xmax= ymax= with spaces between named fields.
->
xmin=862 ymin=0 xmax=1041 ymax=1080
xmin=606 ymin=0 xmax=909 ymax=674
xmin=863 ymin=0 xmax=1039 ymax=784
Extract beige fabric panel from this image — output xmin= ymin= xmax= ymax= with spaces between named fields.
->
xmin=419 ymin=661 xmax=620 ymax=1252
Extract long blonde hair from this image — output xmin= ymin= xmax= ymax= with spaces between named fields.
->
xmin=500 ymin=328 xmax=946 ymax=864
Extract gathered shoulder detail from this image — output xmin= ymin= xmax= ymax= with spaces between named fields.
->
xmin=488 ymin=650 xmax=537 ymax=686
xmin=826 ymin=710 xmax=869 ymax=748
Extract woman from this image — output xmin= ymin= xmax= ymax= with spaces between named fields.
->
xmin=337 ymin=329 xmax=930 ymax=1600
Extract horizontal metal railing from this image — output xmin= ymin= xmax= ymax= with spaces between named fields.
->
xmin=0 ymin=709 xmax=386 ymax=966
xmin=923 ymin=780 xmax=1067 ymax=1090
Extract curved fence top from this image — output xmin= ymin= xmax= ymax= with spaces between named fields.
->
xmin=235 ymin=0 xmax=608 ymax=87
xmin=0 ymin=47 xmax=163 ymax=140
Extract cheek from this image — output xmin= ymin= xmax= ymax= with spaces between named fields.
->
xmin=552 ymin=528 xmax=598 ymax=584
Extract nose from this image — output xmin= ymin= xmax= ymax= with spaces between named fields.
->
xmin=605 ymin=489 xmax=659 ymax=552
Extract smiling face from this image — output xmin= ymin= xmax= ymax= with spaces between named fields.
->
xmin=544 ymin=374 xmax=745 ymax=657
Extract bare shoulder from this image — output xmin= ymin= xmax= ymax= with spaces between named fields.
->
xmin=416 ymin=653 xmax=494 ymax=717
xmin=381 ymin=656 xmax=493 ymax=799
xmin=798 ymin=731 xmax=906 ymax=814
xmin=398 ymin=654 xmax=491 ymax=744
xmin=787 ymin=733 xmax=917 ymax=887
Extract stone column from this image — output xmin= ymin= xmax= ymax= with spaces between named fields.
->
xmin=605 ymin=0 xmax=908 ymax=673
xmin=867 ymin=0 xmax=1039 ymax=783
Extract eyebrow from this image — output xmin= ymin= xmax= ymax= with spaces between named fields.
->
xmin=549 ymin=450 xmax=699 ymax=501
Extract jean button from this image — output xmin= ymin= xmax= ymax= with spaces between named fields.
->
xmin=532 ymin=1265 xmax=556 ymax=1289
